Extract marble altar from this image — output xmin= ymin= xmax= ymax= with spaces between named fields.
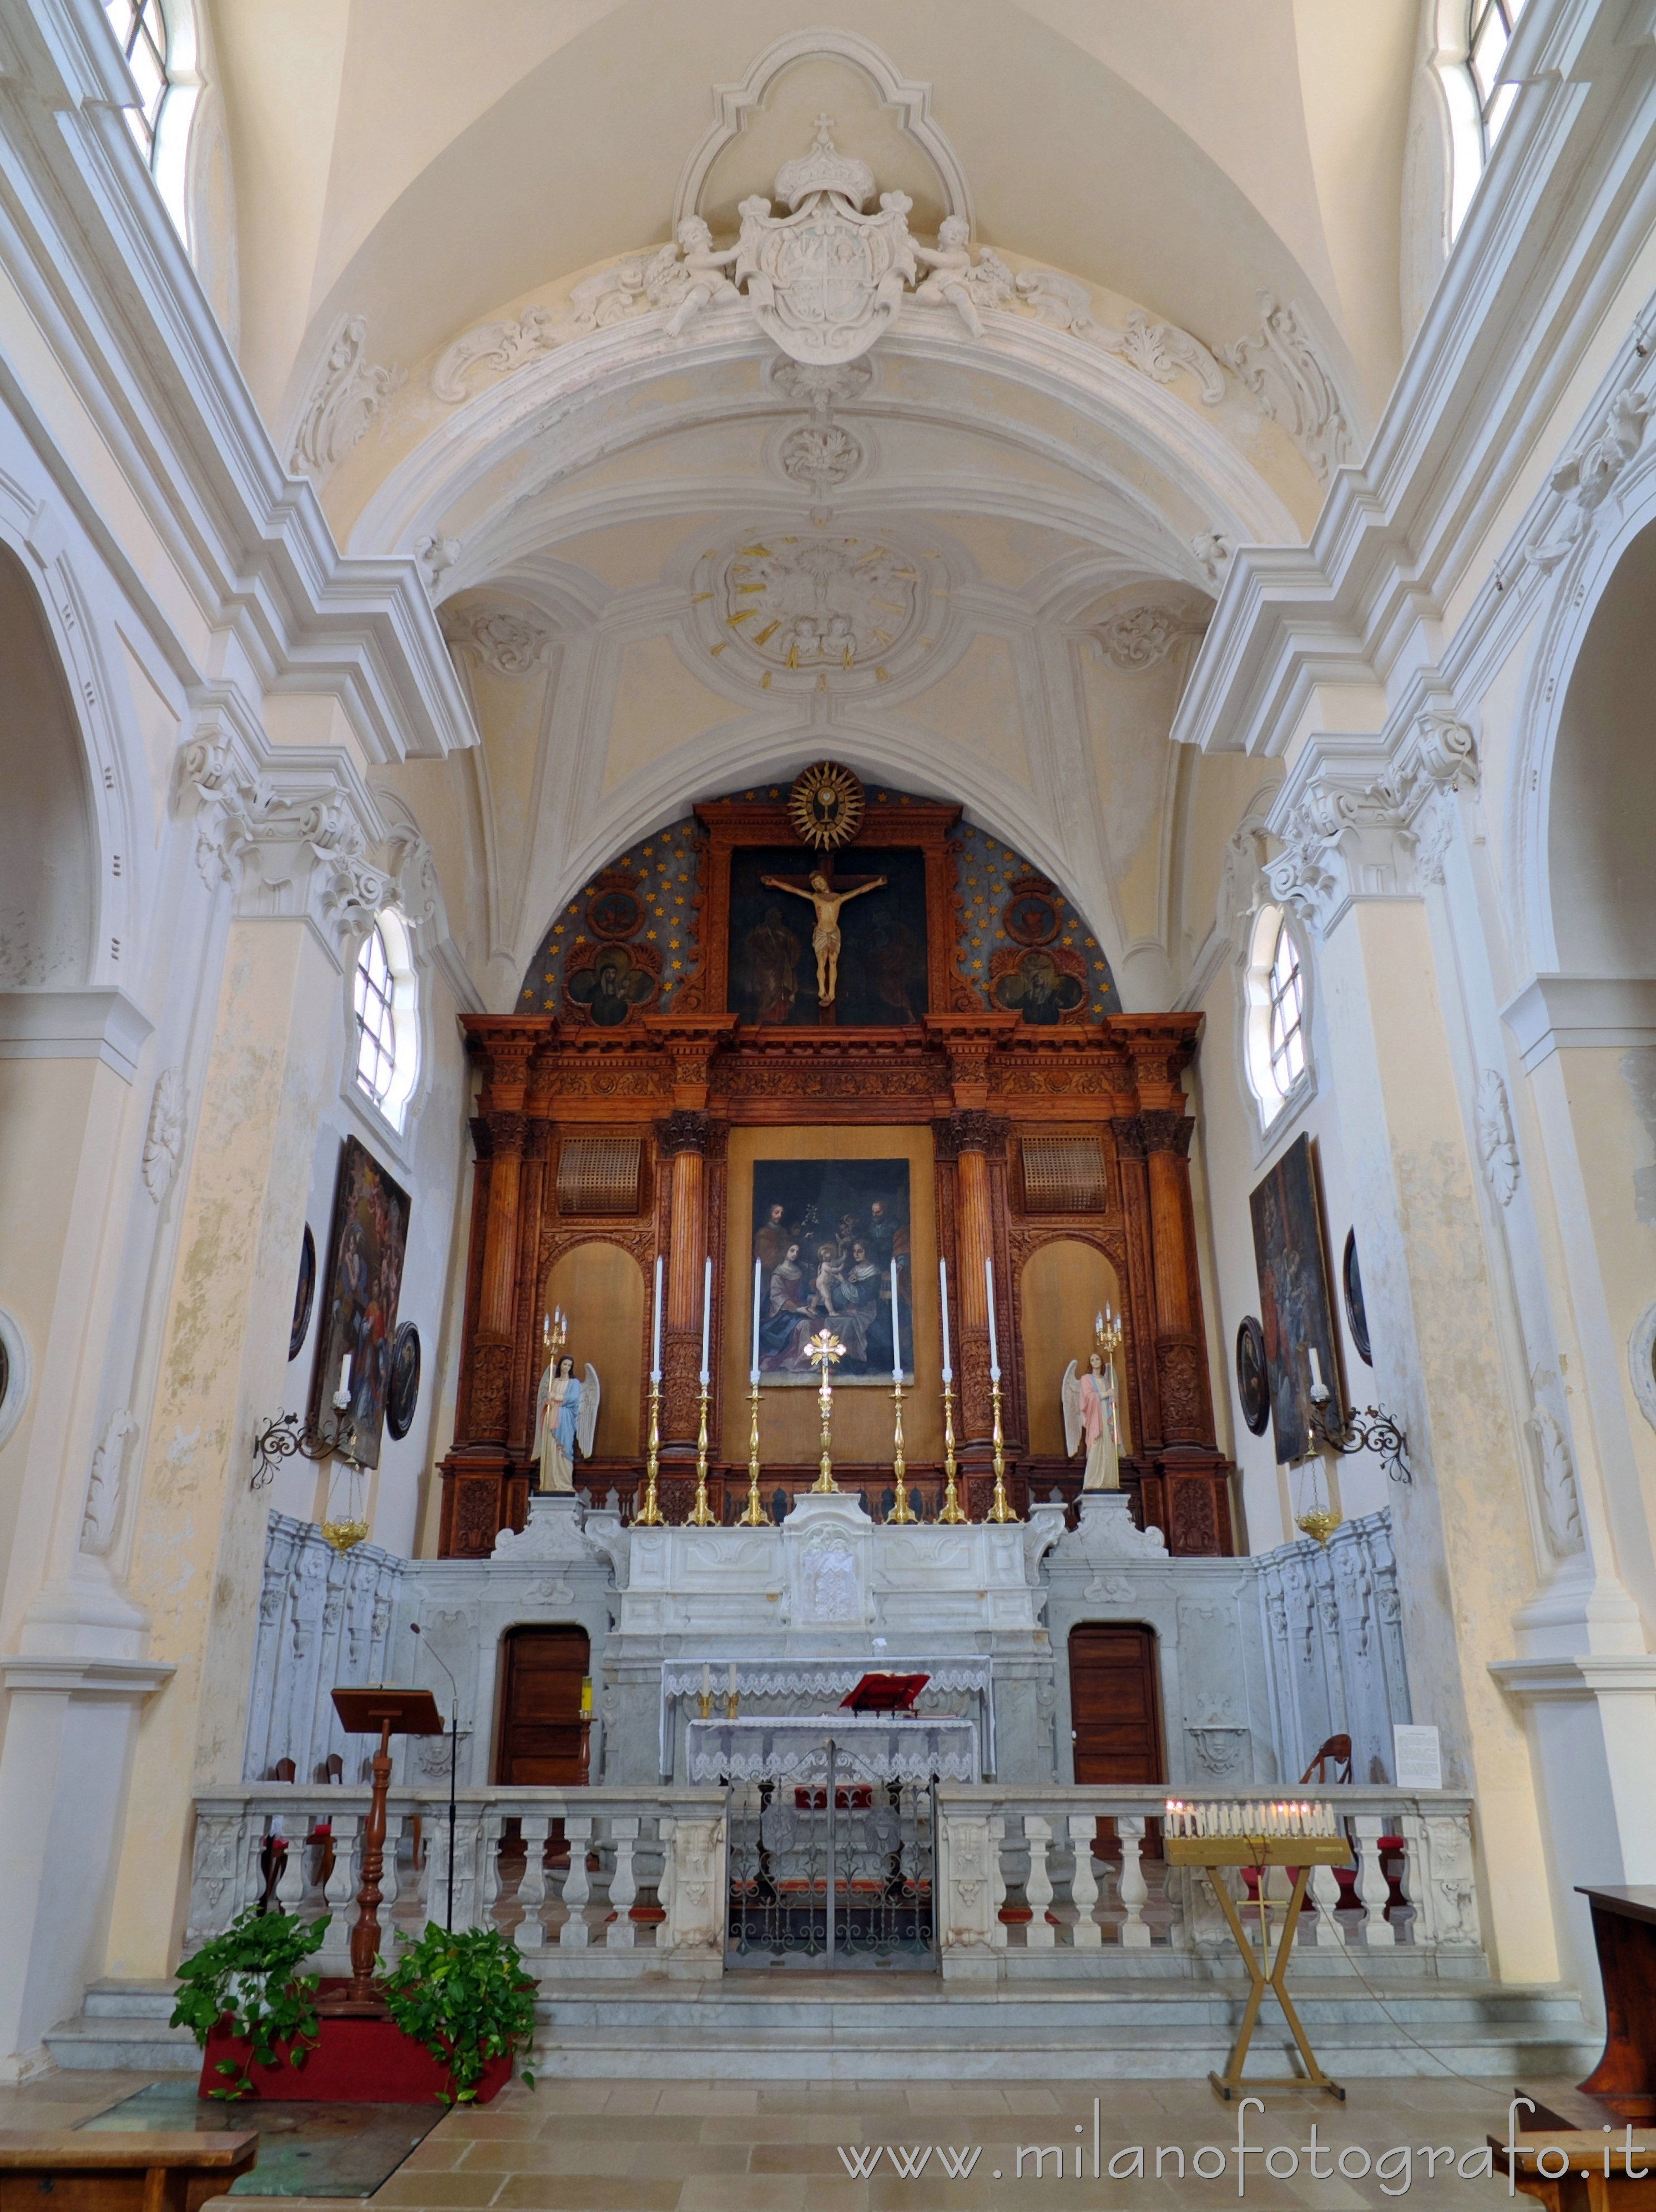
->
xmin=245 ymin=1495 xmax=1412 ymax=1799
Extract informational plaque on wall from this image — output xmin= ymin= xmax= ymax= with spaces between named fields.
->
xmin=1392 ymin=1723 xmax=1443 ymax=1790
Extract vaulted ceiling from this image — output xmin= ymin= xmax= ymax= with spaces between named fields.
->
xmin=208 ymin=2 xmax=1416 ymax=1014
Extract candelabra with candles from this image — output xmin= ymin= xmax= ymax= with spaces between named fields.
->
xmin=739 ymin=1259 xmax=769 ymax=1526
xmin=937 ymin=1259 xmax=967 ymax=1522
xmin=688 ymin=1254 xmax=716 ymax=1527
xmin=1095 ymin=1304 xmax=1123 ymax=1362
xmin=985 ymin=1256 xmax=1017 ymax=1522
xmin=807 ymin=1329 xmax=846 ymax=1491
xmin=886 ymin=1258 xmax=916 ymax=1523
xmin=635 ymin=1255 xmax=665 ymax=1526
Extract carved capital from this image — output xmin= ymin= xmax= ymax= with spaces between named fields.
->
xmin=655 ymin=1110 xmax=716 ymax=1157
xmin=488 ymin=1112 xmax=527 ymax=1161
xmin=948 ymin=1110 xmax=1011 ymax=1160
xmin=931 ymin=1116 xmax=961 ymax=1165
xmin=1110 ymin=1116 xmax=1147 ymax=1161
xmin=1131 ymin=1109 xmax=1194 ymax=1159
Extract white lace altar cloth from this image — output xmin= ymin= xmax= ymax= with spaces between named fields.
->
xmin=659 ymin=1658 xmax=994 ymax=1777
xmin=685 ymin=1713 xmax=980 ymax=1785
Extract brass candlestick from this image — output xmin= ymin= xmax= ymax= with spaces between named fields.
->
xmin=688 ymin=1379 xmax=716 ymax=1526
xmin=886 ymin=1379 xmax=915 ymax=1522
xmin=635 ymin=1377 xmax=665 ymax=1526
xmin=987 ymin=1375 xmax=1017 ymax=1522
xmin=738 ymin=1379 xmax=767 ymax=1525
xmin=807 ymin=1330 xmax=845 ymax=1492
xmin=938 ymin=1375 xmax=966 ymax=1522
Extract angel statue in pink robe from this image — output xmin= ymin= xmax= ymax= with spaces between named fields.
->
xmin=1062 ymin=1350 xmax=1121 ymax=1490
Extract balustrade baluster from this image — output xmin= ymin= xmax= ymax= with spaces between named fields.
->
xmin=320 ymin=1814 xmax=359 ymax=1969
xmin=1117 ymin=1816 xmax=1151 ymax=1949
xmin=378 ymin=1814 xmax=401 ymax=1925
xmin=1352 ymin=1814 xmax=1396 ymax=1946
xmin=607 ymin=1818 xmax=639 ymax=1948
xmin=1023 ymin=1817 xmax=1055 ymax=1949
xmin=513 ymin=1814 xmax=551 ymax=1949
xmin=1310 ymin=1857 xmax=1349 ymax=1945
xmin=560 ymin=1816 xmax=594 ymax=1948
xmin=272 ymin=1816 xmax=306 ymax=1915
xmin=1068 ymin=1815 xmax=1101 ymax=1948
xmin=478 ymin=1811 xmax=506 ymax=1931
xmin=989 ymin=1815 xmax=1008 ymax=1950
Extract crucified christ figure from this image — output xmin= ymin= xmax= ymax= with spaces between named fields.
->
xmin=759 ymin=869 xmax=887 ymax=1004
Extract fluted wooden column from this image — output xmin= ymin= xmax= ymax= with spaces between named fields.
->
xmin=655 ymin=1111 xmax=713 ymax=1447
xmin=948 ymin=1111 xmax=1010 ymax=1445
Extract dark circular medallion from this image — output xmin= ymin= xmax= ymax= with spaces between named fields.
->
xmin=1236 ymin=1315 xmax=1270 ymax=1437
xmin=387 ymin=1322 xmax=422 ymax=1440
xmin=587 ymin=884 xmax=644 ymax=939
xmin=1003 ymin=892 xmax=1059 ymax=946
xmin=1342 ymin=1228 xmax=1373 ymax=1367
xmin=289 ymin=1223 xmax=316 ymax=1362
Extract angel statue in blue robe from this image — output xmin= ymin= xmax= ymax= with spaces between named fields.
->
xmin=533 ymin=1352 xmax=600 ymax=1492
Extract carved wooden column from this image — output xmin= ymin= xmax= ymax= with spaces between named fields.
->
xmin=655 ymin=1110 xmax=713 ymax=1449
xmin=1139 ymin=1108 xmax=1210 ymax=1444
xmin=951 ymin=1110 xmax=1012 ymax=1447
xmin=441 ymin=1023 xmax=541 ymax=1557
xmin=642 ymin=1015 xmax=735 ymax=1451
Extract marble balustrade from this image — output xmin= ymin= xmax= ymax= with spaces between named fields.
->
xmin=938 ymin=1785 xmax=1483 ymax=1984
xmin=185 ymin=1780 xmax=1479 ymax=1991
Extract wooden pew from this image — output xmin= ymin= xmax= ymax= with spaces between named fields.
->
xmin=0 ymin=2131 xmax=258 ymax=2212
xmin=1491 ymin=2129 xmax=1656 ymax=2211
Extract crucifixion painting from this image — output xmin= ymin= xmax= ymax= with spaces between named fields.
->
xmin=759 ymin=866 xmax=887 ymax=1004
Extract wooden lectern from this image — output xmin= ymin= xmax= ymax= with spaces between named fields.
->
xmin=325 ymin=1685 xmax=443 ymax=2012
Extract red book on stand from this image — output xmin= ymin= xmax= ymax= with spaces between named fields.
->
xmin=841 ymin=1672 xmax=929 ymax=1712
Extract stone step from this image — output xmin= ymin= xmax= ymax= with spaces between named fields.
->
xmin=81 ymin=1980 xmax=180 ymax=2020
xmin=524 ymin=1975 xmax=1598 ymax=2079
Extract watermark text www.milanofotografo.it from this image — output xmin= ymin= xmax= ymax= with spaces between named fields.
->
xmin=837 ymin=2098 xmax=1656 ymax=2194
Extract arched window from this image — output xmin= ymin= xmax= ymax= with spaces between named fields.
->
xmin=104 ymin=0 xmax=171 ymax=162
xmin=1468 ymin=0 xmax=1524 ymax=149
xmin=1244 ymin=906 xmax=1309 ymax=1127
xmin=352 ymin=912 xmax=419 ymax=1131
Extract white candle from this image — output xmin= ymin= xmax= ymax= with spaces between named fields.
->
xmin=339 ymin=1353 xmax=352 ymax=1396
xmin=727 ymin=1661 xmax=736 ymax=1696
xmin=1308 ymin=1345 xmax=1323 ymax=1390
xmin=939 ymin=1258 xmax=952 ymax=1381
xmin=890 ymin=1259 xmax=902 ymax=1381
xmin=751 ymin=1259 xmax=762 ymax=1385
xmin=1095 ymin=1310 xmax=1104 ymax=1338
xmin=651 ymin=1256 xmax=663 ymax=1381
xmin=700 ymin=1254 xmax=713 ymax=1385
xmin=701 ymin=1662 xmax=710 ymax=1699
xmin=984 ymin=1257 xmax=999 ymax=1380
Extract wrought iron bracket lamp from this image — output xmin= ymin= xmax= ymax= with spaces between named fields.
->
xmin=251 ymin=1382 xmax=369 ymax=1551
xmin=1308 ymin=1379 xmax=1413 ymax=1487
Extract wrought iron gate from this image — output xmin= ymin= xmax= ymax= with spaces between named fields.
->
xmin=725 ymin=1743 xmax=937 ymax=1968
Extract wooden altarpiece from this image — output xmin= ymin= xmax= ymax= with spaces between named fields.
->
xmin=438 ymin=797 xmax=1234 ymax=1557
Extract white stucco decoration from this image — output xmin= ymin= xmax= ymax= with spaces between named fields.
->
xmin=441 ymin=604 xmax=554 ymax=677
xmin=1526 ymin=1381 xmax=1586 ymax=1560
xmin=1220 ymin=291 xmax=1354 ymax=482
xmin=1095 ymin=604 xmax=1209 ymax=672
xmin=1014 ymin=275 xmax=1225 ymax=404
xmin=288 ymin=316 xmax=406 ymax=480
xmin=80 ymin=1408 xmax=137 ymax=1556
xmin=141 ymin=1066 xmax=186 ymax=1201
xmin=1475 ymin=1068 xmax=1521 ymax=1204
xmin=1628 ymin=1302 xmax=1656 ymax=1441
xmin=0 ymin=1307 xmax=31 ymax=1453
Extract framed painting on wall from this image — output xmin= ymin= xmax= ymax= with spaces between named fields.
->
xmin=309 ymin=1136 xmax=411 ymax=1467
xmin=752 ymin=1157 xmax=913 ymax=1384
xmin=1248 ymin=1132 xmax=1344 ymax=1465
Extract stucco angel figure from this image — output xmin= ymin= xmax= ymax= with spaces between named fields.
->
xmin=534 ymin=1353 xmax=600 ymax=1492
xmin=660 ymin=217 xmax=742 ymax=337
xmin=1062 ymin=1350 xmax=1121 ymax=1491
xmin=909 ymin=217 xmax=1016 ymax=339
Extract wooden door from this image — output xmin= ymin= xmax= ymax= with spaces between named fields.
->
xmin=495 ymin=1626 xmax=590 ymax=1785
xmin=1068 ymin=1623 xmax=1164 ymax=1785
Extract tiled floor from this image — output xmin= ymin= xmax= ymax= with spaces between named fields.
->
xmin=0 ymin=2066 xmax=1582 ymax=2212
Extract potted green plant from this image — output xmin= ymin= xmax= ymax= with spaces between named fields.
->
xmin=381 ymin=1923 xmax=537 ymax=2104
xmin=170 ymin=1907 xmax=330 ymax=2099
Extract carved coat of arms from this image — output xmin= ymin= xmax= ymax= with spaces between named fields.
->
xmin=733 ymin=118 xmax=917 ymax=366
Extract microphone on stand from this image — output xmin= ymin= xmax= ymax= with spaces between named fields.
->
xmin=409 ymin=1623 xmax=461 ymax=1932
